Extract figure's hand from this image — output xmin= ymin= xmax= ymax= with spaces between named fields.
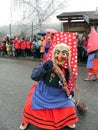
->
xmin=70 ymin=91 xmax=74 ymax=97
xmin=43 ymin=60 xmax=53 ymax=70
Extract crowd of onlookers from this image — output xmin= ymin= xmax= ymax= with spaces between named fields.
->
xmin=0 ymin=32 xmax=89 ymax=62
xmin=0 ymin=36 xmax=31 ymax=57
xmin=0 ymin=34 xmax=52 ymax=60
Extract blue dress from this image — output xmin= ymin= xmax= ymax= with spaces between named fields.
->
xmin=31 ymin=61 xmax=74 ymax=109
xmin=32 ymin=81 xmax=74 ymax=109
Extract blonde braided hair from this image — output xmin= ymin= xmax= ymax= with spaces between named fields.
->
xmin=52 ymin=43 xmax=73 ymax=96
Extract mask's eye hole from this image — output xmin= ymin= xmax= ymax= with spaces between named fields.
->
xmin=55 ymin=52 xmax=59 ymax=55
xmin=62 ymin=50 xmax=68 ymax=57
xmin=55 ymin=49 xmax=60 ymax=56
xmin=62 ymin=53 xmax=67 ymax=56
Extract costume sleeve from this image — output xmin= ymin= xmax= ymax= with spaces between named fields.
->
xmin=31 ymin=62 xmax=46 ymax=81
xmin=31 ymin=60 xmax=53 ymax=81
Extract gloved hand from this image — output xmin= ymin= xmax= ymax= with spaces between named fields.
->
xmin=43 ymin=60 xmax=53 ymax=70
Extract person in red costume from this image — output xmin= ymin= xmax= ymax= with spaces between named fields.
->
xmin=19 ymin=41 xmax=78 ymax=130
xmin=84 ymin=28 xmax=98 ymax=81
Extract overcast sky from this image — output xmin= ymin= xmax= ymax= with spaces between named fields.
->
xmin=0 ymin=0 xmax=98 ymax=26
xmin=0 ymin=0 xmax=10 ymax=26
xmin=66 ymin=0 xmax=98 ymax=12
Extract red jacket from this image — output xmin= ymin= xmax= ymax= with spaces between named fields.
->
xmin=13 ymin=39 xmax=21 ymax=49
xmin=21 ymin=41 xmax=26 ymax=50
xmin=26 ymin=41 xmax=31 ymax=49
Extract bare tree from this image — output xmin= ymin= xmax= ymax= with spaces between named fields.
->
xmin=12 ymin=0 xmax=67 ymax=31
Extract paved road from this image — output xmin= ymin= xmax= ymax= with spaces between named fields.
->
xmin=0 ymin=57 xmax=98 ymax=130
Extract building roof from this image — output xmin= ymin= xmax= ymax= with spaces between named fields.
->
xmin=57 ymin=11 xmax=98 ymax=22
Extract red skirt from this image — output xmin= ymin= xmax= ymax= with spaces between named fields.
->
xmin=22 ymin=83 xmax=78 ymax=130
xmin=87 ymin=58 xmax=98 ymax=74
xmin=93 ymin=58 xmax=98 ymax=73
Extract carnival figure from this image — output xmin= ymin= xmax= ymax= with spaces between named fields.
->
xmin=20 ymin=32 xmax=78 ymax=130
xmin=84 ymin=28 xmax=98 ymax=81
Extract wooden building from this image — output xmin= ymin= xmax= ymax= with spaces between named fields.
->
xmin=57 ymin=10 xmax=98 ymax=34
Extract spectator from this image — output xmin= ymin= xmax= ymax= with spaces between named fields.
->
xmin=26 ymin=38 xmax=31 ymax=56
xmin=0 ymin=42 xmax=4 ymax=56
xmin=43 ymin=36 xmax=51 ymax=62
xmin=35 ymin=38 xmax=40 ymax=58
xmin=39 ymin=36 xmax=45 ymax=59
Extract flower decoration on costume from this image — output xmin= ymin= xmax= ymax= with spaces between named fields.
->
xmin=49 ymin=73 xmax=55 ymax=83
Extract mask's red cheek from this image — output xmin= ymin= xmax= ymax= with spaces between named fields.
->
xmin=62 ymin=56 xmax=68 ymax=61
xmin=54 ymin=55 xmax=68 ymax=62
xmin=54 ymin=55 xmax=58 ymax=60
